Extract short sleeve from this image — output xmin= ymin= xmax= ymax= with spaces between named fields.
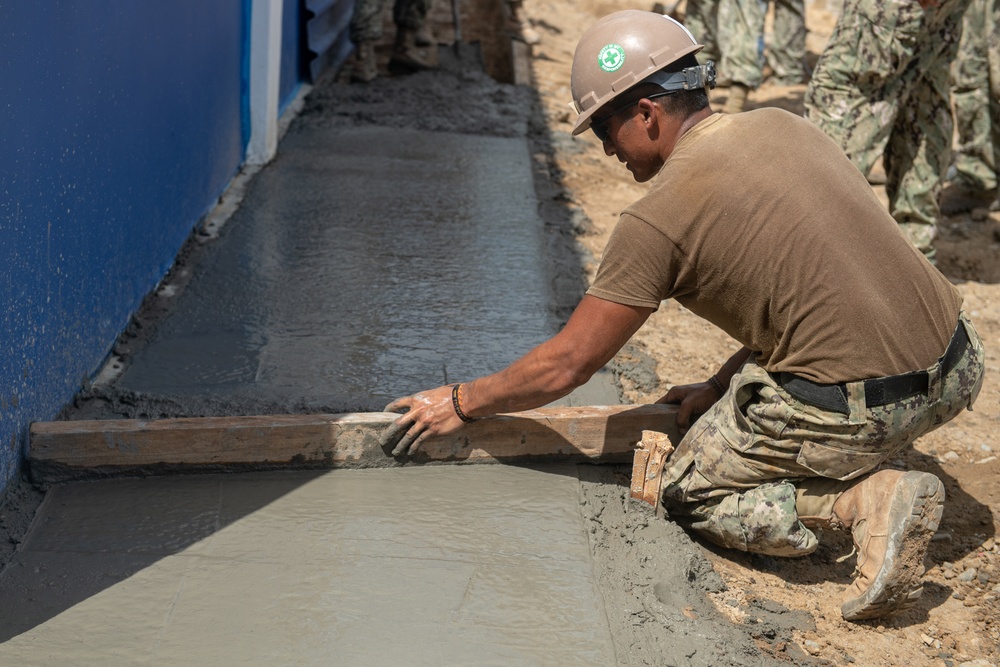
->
xmin=586 ymin=212 xmax=687 ymax=309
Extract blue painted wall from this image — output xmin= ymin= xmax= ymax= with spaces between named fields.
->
xmin=280 ymin=0 xmax=306 ymax=112
xmin=0 ymin=2 xmax=250 ymax=494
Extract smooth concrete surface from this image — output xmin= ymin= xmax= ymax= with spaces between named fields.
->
xmin=0 ymin=466 xmax=616 ymax=665
xmin=116 ymin=127 xmax=582 ymax=412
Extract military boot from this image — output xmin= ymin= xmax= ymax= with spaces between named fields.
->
xmin=350 ymin=40 xmax=378 ymax=84
xmin=389 ymin=28 xmax=434 ymax=72
xmin=832 ymin=470 xmax=945 ymax=621
xmin=723 ymin=84 xmax=749 ymax=114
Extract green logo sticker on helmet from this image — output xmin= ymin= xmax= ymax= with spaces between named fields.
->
xmin=598 ymin=44 xmax=625 ymax=73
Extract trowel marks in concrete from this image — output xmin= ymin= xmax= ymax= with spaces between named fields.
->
xmin=0 ymin=466 xmax=616 ymax=666
xmin=117 ymin=127 xmax=558 ymax=412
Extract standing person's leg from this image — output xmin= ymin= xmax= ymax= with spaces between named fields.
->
xmin=804 ymin=0 xmax=909 ymax=180
xmin=948 ymin=0 xmax=1000 ymax=214
xmin=350 ymin=0 xmax=389 ymax=82
xmin=989 ymin=0 xmax=1000 ymax=208
xmin=950 ymin=0 xmax=995 ymax=194
xmin=767 ymin=0 xmax=808 ymax=85
xmin=391 ymin=0 xmax=434 ymax=71
xmin=884 ymin=0 xmax=970 ymax=260
xmin=718 ymin=0 xmax=767 ymax=112
xmin=885 ymin=68 xmax=955 ymax=259
xmin=685 ymin=0 xmax=723 ymax=66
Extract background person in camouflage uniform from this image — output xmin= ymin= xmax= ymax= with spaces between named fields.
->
xmin=719 ymin=0 xmax=809 ymax=111
xmin=349 ymin=0 xmax=432 ymax=83
xmin=685 ymin=0 xmax=723 ymax=67
xmin=381 ymin=11 xmax=987 ymax=621
xmin=687 ymin=0 xmax=808 ymax=113
xmin=763 ymin=0 xmax=808 ymax=86
xmin=943 ymin=0 xmax=1000 ymax=213
xmin=804 ymin=0 xmax=972 ymax=262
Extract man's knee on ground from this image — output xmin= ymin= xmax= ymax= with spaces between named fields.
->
xmin=667 ymin=480 xmax=820 ymax=557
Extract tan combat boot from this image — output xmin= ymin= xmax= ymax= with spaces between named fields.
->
xmin=723 ymin=83 xmax=749 ymax=114
xmin=350 ymin=40 xmax=378 ymax=83
xmin=389 ymin=28 xmax=434 ymax=72
xmin=833 ymin=470 xmax=945 ymax=621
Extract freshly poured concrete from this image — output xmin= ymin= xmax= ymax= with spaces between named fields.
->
xmin=116 ymin=127 xmax=571 ymax=412
xmin=0 ymin=466 xmax=615 ymax=665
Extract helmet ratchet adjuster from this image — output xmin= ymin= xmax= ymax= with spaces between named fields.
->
xmin=645 ymin=61 xmax=717 ymax=92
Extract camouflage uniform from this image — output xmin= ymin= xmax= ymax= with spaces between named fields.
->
xmin=350 ymin=0 xmax=429 ymax=43
xmin=767 ymin=0 xmax=808 ymax=85
xmin=686 ymin=0 xmax=723 ymax=65
xmin=661 ymin=315 xmax=984 ymax=557
xmin=687 ymin=0 xmax=807 ymax=89
xmin=950 ymin=0 xmax=1000 ymax=192
xmin=720 ymin=0 xmax=807 ymax=89
xmin=804 ymin=0 xmax=972 ymax=261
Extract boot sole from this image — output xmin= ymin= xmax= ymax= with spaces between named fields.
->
xmin=841 ymin=471 xmax=944 ymax=621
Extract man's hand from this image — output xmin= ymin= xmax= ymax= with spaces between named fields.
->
xmin=656 ymin=381 xmax=722 ymax=434
xmin=379 ymin=297 xmax=654 ymax=458
xmin=382 ymin=385 xmax=466 ymax=458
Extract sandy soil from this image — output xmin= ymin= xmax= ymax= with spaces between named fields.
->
xmin=514 ymin=0 xmax=1000 ymax=664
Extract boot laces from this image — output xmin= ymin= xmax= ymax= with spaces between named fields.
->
xmin=835 ymin=544 xmax=858 ymax=565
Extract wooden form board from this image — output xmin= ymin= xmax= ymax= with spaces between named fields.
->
xmin=29 ymin=404 xmax=681 ymax=483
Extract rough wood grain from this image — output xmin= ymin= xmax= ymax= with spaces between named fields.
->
xmin=630 ymin=429 xmax=676 ymax=516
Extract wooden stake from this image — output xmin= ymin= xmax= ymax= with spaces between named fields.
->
xmin=630 ymin=429 xmax=676 ymax=516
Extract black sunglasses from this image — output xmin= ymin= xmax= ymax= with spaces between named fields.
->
xmin=590 ymin=91 xmax=677 ymax=143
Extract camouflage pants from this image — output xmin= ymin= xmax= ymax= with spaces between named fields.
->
xmin=686 ymin=0 xmax=724 ymax=64
xmin=804 ymin=0 xmax=971 ymax=260
xmin=350 ymin=0 xmax=428 ymax=43
xmin=767 ymin=0 xmax=808 ymax=85
xmin=686 ymin=0 xmax=807 ymax=88
xmin=951 ymin=0 xmax=1000 ymax=191
xmin=661 ymin=315 xmax=985 ymax=557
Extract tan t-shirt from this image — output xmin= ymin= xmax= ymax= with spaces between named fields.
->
xmin=588 ymin=108 xmax=962 ymax=383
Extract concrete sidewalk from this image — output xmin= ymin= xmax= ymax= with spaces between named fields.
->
xmin=115 ymin=126 xmax=584 ymax=412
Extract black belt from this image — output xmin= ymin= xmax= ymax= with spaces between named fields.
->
xmin=775 ymin=322 xmax=970 ymax=414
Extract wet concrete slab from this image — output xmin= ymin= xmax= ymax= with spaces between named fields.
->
xmin=0 ymin=466 xmax=615 ymax=666
xmin=114 ymin=126 xmax=604 ymax=412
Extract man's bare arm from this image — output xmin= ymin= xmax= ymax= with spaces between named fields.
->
xmin=383 ymin=295 xmax=654 ymax=455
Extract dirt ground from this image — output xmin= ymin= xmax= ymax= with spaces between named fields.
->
xmin=511 ymin=0 xmax=999 ymax=664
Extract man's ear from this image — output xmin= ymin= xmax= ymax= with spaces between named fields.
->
xmin=636 ymin=98 xmax=660 ymax=134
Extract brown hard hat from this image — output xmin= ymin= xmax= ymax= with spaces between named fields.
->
xmin=570 ymin=10 xmax=704 ymax=136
